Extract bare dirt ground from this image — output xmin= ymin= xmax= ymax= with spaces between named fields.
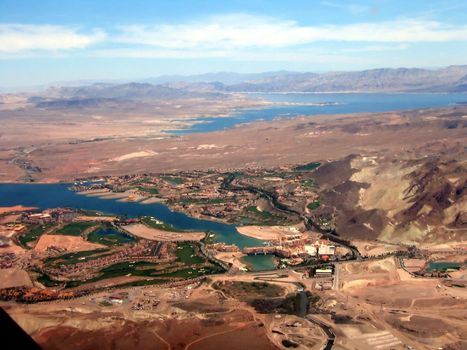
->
xmin=124 ymin=223 xmax=205 ymax=241
xmin=0 ymin=94 xmax=268 ymax=182
xmin=0 ymin=268 xmax=33 ymax=289
xmin=0 ymin=206 xmax=36 ymax=214
xmin=0 ymin=241 xmax=26 ymax=256
xmin=352 ymin=240 xmax=407 ymax=257
xmin=0 ymin=214 xmax=22 ymax=224
xmin=75 ymin=215 xmax=117 ymax=222
xmin=33 ymin=234 xmax=106 ymax=252
xmin=339 ymin=258 xmax=401 ymax=290
xmin=323 ymin=257 xmax=467 ymax=349
xmin=1 ymin=278 xmax=283 ymax=350
xmin=214 ymin=252 xmax=248 ymax=270
xmin=237 ymin=225 xmax=303 ymax=240
xmin=0 ymin=103 xmax=465 ymax=182
xmin=1 ymin=261 xmax=465 ymax=350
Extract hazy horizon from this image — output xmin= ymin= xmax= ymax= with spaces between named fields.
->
xmin=3 ymin=64 xmax=465 ymax=91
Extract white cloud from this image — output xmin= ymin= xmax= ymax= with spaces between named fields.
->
xmin=0 ymin=24 xmax=106 ymax=53
xmin=115 ymin=14 xmax=467 ymax=50
xmin=116 ymin=14 xmax=303 ymax=49
xmin=1 ymin=14 xmax=466 ymax=59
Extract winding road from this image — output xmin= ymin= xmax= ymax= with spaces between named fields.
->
xmin=222 ymin=173 xmax=362 ymax=260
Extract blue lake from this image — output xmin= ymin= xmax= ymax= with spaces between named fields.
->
xmin=0 ymin=183 xmax=276 ymax=269
xmin=0 ymin=183 xmax=262 ymax=248
xmin=169 ymin=92 xmax=467 ymax=134
xmin=242 ymin=254 xmax=277 ymax=271
xmin=89 ymin=227 xmax=136 ymax=245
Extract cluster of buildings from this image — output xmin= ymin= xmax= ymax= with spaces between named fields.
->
xmin=0 ymin=287 xmax=75 ymax=302
xmin=311 ymin=266 xmax=334 ymax=278
xmin=0 ymin=252 xmax=17 ymax=269
xmin=243 ymin=235 xmax=336 ymax=261
xmin=0 ymin=223 xmax=27 ymax=250
xmin=0 ymin=223 xmax=26 ymax=238
xmin=75 ymin=173 xmax=260 ymax=223
xmin=21 ymin=208 xmax=77 ymax=225
xmin=206 ymin=242 xmax=240 ymax=253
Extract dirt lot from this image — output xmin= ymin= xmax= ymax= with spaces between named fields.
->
xmin=352 ymin=240 xmax=406 ymax=257
xmin=2 ymin=280 xmax=282 ymax=350
xmin=0 ymin=268 xmax=33 ymax=289
xmin=124 ymin=223 xmax=205 ymax=241
xmin=33 ymin=234 xmax=106 ymax=252
xmin=2 ymin=259 xmax=465 ymax=350
xmin=339 ymin=257 xmax=401 ymax=290
xmin=75 ymin=215 xmax=117 ymax=222
xmin=326 ymin=255 xmax=467 ymax=349
xmin=237 ymin=225 xmax=303 ymax=240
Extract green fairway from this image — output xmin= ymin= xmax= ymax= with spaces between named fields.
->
xmin=141 ymin=216 xmax=178 ymax=232
xmin=176 ymin=243 xmax=205 ymax=264
xmin=45 ymin=248 xmax=111 ymax=266
xmin=161 ymin=176 xmax=184 ymax=185
xmin=307 ymin=200 xmax=321 ymax=210
xmin=137 ymin=186 xmax=159 ymax=195
xmin=56 ymin=221 xmax=99 ymax=236
xmin=18 ymin=224 xmax=53 ymax=247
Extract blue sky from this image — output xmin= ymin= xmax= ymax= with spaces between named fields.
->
xmin=1 ymin=0 xmax=467 ymax=87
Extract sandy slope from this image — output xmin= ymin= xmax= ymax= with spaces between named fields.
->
xmin=34 ymin=235 xmax=106 ymax=252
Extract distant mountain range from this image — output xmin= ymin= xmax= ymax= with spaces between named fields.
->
xmin=217 ymin=65 xmax=467 ymax=93
xmin=141 ymin=71 xmax=294 ymax=85
xmin=31 ymin=82 xmax=224 ymax=105
xmin=19 ymin=65 xmax=467 ymax=102
xmin=161 ymin=65 xmax=467 ymax=93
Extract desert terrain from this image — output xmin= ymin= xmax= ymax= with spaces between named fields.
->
xmin=1 ymin=255 xmax=465 ymax=350
xmin=124 ymin=223 xmax=206 ymax=241
xmin=0 ymin=91 xmax=269 ymax=182
xmin=0 ymin=89 xmax=465 ymax=183
xmin=0 ymin=103 xmax=467 ymax=182
xmin=0 ymin=93 xmax=465 ymax=350
xmin=3 ymin=0 xmax=467 ymax=346
xmin=33 ymin=235 xmax=106 ymax=253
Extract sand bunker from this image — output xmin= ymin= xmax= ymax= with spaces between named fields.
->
xmin=124 ymin=223 xmax=205 ymax=241
xmin=34 ymin=235 xmax=105 ymax=252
